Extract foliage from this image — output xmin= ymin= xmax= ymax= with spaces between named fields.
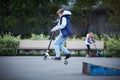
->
xmin=105 ymin=38 xmax=120 ymax=57
xmin=0 ymin=0 xmax=67 ymax=36
xmin=29 ymin=33 xmax=49 ymax=40
xmin=0 ymin=0 xmax=120 ymax=37
xmin=102 ymin=0 xmax=120 ymax=26
xmin=71 ymin=0 xmax=97 ymax=23
xmin=71 ymin=0 xmax=120 ymax=26
xmin=0 ymin=33 xmax=21 ymax=55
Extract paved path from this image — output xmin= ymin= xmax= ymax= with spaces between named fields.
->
xmin=0 ymin=56 xmax=120 ymax=80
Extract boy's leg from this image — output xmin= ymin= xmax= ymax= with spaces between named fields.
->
xmin=60 ymin=44 xmax=71 ymax=59
xmin=54 ymin=34 xmax=71 ymax=60
xmin=53 ymin=34 xmax=63 ymax=60
xmin=59 ymin=36 xmax=71 ymax=59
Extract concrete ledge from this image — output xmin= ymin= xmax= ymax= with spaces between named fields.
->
xmin=19 ymin=40 xmax=54 ymax=50
xmin=66 ymin=40 xmax=104 ymax=50
xmin=82 ymin=62 xmax=120 ymax=76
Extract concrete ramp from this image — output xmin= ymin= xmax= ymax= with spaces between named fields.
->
xmin=82 ymin=62 xmax=120 ymax=76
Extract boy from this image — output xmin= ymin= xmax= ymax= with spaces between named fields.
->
xmin=51 ymin=8 xmax=72 ymax=60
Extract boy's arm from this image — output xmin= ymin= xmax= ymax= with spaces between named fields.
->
xmin=51 ymin=17 xmax=67 ymax=32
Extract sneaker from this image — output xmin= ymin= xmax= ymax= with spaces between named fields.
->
xmin=52 ymin=57 xmax=61 ymax=60
xmin=65 ymin=54 xmax=71 ymax=60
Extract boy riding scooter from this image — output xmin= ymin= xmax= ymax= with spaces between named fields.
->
xmin=51 ymin=8 xmax=72 ymax=60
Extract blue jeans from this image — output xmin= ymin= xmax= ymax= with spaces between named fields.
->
xmin=54 ymin=34 xmax=70 ymax=57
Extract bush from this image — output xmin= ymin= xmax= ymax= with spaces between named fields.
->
xmin=29 ymin=33 xmax=49 ymax=40
xmin=105 ymin=38 xmax=120 ymax=57
xmin=0 ymin=33 xmax=120 ymax=57
xmin=0 ymin=33 xmax=21 ymax=56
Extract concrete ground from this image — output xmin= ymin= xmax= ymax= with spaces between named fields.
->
xmin=0 ymin=56 xmax=120 ymax=80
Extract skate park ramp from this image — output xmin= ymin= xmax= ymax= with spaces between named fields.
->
xmin=82 ymin=62 xmax=120 ymax=76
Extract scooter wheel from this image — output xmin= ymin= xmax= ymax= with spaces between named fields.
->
xmin=64 ymin=60 xmax=68 ymax=65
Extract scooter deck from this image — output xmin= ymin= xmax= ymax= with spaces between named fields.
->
xmin=43 ymin=56 xmax=69 ymax=65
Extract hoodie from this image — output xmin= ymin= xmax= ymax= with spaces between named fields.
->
xmin=52 ymin=10 xmax=72 ymax=37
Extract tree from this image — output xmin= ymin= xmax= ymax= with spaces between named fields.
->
xmin=71 ymin=0 xmax=97 ymax=35
xmin=71 ymin=0 xmax=120 ymax=36
xmin=102 ymin=0 xmax=120 ymax=26
xmin=0 ymin=0 xmax=68 ymax=36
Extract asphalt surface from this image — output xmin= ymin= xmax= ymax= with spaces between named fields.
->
xmin=0 ymin=56 xmax=120 ymax=80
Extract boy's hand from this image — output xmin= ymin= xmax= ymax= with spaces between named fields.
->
xmin=51 ymin=29 xmax=56 ymax=32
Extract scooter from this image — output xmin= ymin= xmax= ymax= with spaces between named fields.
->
xmin=43 ymin=32 xmax=68 ymax=65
